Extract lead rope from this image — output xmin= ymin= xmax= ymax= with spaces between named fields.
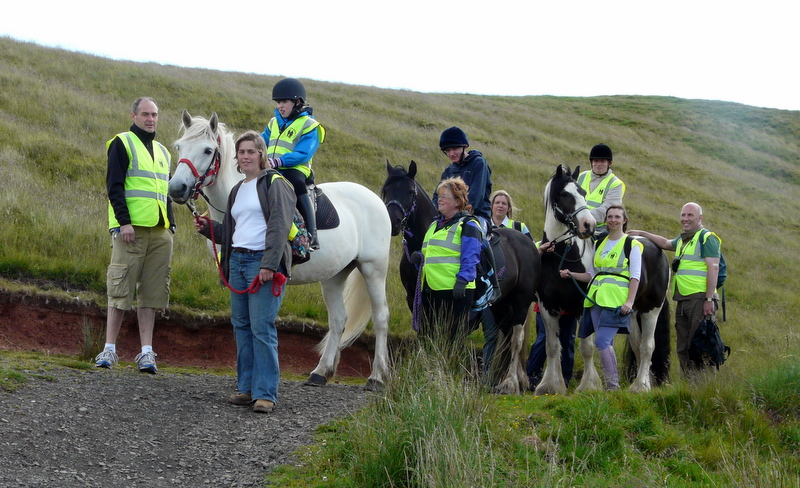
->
xmin=195 ymin=214 xmax=285 ymax=297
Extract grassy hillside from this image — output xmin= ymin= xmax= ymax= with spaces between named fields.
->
xmin=2 ymin=36 xmax=799 ymax=371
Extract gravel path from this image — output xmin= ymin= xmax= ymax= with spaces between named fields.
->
xmin=0 ymin=366 xmax=372 ymax=487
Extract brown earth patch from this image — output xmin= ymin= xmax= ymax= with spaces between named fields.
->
xmin=0 ymin=290 xmax=376 ymax=378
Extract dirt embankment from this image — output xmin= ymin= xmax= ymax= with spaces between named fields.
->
xmin=0 ymin=290 xmax=376 ymax=377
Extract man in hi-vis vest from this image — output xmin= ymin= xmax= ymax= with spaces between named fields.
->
xmin=629 ymin=202 xmax=722 ymax=374
xmin=95 ymin=97 xmax=175 ymax=374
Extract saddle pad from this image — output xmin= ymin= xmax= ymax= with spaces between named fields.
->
xmin=489 ymin=234 xmax=508 ymax=281
xmin=314 ymin=187 xmax=340 ymax=230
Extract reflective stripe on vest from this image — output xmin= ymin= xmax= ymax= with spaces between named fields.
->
xmin=585 ymin=236 xmax=640 ymax=308
xmin=107 ymin=132 xmax=171 ymax=229
xmin=421 ymin=218 xmax=476 ymax=291
xmin=266 ymin=116 xmax=325 ymax=178
xmin=672 ymin=228 xmax=721 ymax=296
xmin=577 ymin=171 xmax=625 ymax=229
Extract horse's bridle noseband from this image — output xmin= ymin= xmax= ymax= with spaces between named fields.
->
xmin=176 ymin=135 xmax=222 ymax=201
xmin=554 ymin=203 xmax=589 ymax=236
xmin=384 ymin=179 xmax=418 ymax=239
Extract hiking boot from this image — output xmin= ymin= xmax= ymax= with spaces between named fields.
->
xmin=228 ymin=392 xmax=253 ymax=406
xmin=94 ymin=348 xmax=118 ymax=369
xmin=134 ymin=351 xmax=158 ymax=374
xmin=253 ymin=399 xmax=275 ymax=413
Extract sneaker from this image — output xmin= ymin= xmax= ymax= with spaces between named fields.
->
xmin=94 ymin=348 xmax=118 ymax=369
xmin=134 ymin=351 xmax=158 ymax=374
xmin=228 ymin=392 xmax=253 ymax=406
xmin=253 ymin=399 xmax=275 ymax=413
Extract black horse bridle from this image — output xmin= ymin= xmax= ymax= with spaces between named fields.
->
xmin=383 ymin=177 xmax=418 ymax=240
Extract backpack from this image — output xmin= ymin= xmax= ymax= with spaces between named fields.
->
xmin=689 ymin=317 xmax=731 ymax=369
xmin=264 ymin=170 xmax=311 ymax=266
xmin=288 ymin=212 xmax=311 ymax=265
xmin=699 ymin=229 xmax=726 ymax=289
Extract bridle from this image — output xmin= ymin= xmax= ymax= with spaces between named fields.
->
xmin=548 ymin=179 xmax=589 ymax=245
xmin=383 ymin=178 xmax=419 ymax=242
xmin=175 ymin=135 xmax=223 ymax=215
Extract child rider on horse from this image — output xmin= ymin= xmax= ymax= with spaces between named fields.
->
xmin=261 ymin=78 xmax=326 ymax=251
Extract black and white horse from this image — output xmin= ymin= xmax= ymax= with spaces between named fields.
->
xmin=535 ymin=165 xmax=671 ymax=395
xmin=382 ymin=161 xmax=540 ymax=394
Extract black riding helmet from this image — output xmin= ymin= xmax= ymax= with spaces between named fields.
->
xmin=272 ymin=78 xmax=306 ymax=103
xmin=589 ymin=143 xmax=613 ymax=162
xmin=439 ymin=127 xmax=469 ymax=149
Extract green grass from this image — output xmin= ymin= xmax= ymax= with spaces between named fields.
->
xmin=2 ymin=36 xmax=800 ymax=487
xmin=268 ymin=349 xmax=800 ymax=487
xmin=3 ymin=35 xmax=800 ymax=347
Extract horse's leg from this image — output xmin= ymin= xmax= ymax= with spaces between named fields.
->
xmin=576 ymin=332 xmax=603 ymax=392
xmin=629 ymin=310 xmax=657 ymax=392
xmin=494 ymin=324 xmax=524 ymax=394
xmin=304 ymin=273 xmax=349 ymax=387
xmin=357 ymin=261 xmax=391 ymax=392
xmin=534 ymin=311 xmax=567 ymax=396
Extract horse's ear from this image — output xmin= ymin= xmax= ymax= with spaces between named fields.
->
xmin=572 ymin=166 xmax=581 ymax=180
xmin=408 ymin=160 xmax=417 ymax=179
xmin=210 ymin=112 xmax=219 ymax=133
xmin=555 ymin=164 xmax=564 ymax=180
xmin=182 ymin=110 xmax=192 ymax=129
xmin=386 ymin=159 xmax=393 ymax=174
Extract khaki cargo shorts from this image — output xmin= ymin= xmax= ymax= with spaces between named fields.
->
xmin=107 ymin=226 xmax=173 ymax=311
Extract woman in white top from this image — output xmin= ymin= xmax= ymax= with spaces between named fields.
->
xmin=195 ymin=131 xmax=295 ymax=413
xmin=565 ymin=205 xmax=642 ymax=390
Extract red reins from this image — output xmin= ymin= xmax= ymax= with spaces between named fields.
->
xmin=196 ymin=214 xmax=286 ymax=297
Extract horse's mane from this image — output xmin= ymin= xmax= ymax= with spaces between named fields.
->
xmin=545 ymin=164 xmax=574 ymax=208
xmin=174 ymin=116 xmax=232 ymax=145
xmin=173 ymin=115 xmax=235 ymax=173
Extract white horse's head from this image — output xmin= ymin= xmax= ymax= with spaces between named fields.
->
xmin=544 ymin=165 xmax=596 ymax=239
xmin=169 ymin=110 xmax=236 ymax=206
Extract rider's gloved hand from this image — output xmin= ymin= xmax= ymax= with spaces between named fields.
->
xmin=453 ymin=280 xmax=467 ymax=300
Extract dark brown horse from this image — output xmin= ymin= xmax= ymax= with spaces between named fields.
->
xmin=382 ymin=161 xmax=540 ymax=394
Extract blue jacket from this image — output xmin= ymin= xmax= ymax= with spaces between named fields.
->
xmin=261 ymin=108 xmax=321 ymax=168
xmin=432 ymin=149 xmax=493 ymax=220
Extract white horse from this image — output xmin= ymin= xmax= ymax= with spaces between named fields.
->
xmin=169 ymin=111 xmax=391 ymax=391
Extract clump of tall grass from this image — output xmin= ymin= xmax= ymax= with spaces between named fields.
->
xmin=79 ymin=315 xmax=105 ymax=361
xmin=301 ymin=332 xmax=515 ymax=487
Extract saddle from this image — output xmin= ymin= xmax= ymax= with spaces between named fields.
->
xmin=309 ymin=185 xmax=340 ymax=230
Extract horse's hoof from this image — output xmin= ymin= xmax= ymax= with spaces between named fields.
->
xmin=364 ymin=378 xmax=384 ymax=392
xmin=304 ymin=373 xmax=328 ymax=387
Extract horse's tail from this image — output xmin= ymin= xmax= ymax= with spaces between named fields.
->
xmin=315 ymin=269 xmax=372 ymax=354
xmin=650 ymin=298 xmax=671 ymax=386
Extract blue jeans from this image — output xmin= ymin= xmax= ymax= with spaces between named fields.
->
xmin=526 ymin=313 xmax=577 ymax=387
xmin=229 ymin=251 xmax=284 ymax=403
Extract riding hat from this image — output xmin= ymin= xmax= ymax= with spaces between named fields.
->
xmin=272 ymin=78 xmax=306 ymax=102
xmin=439 ymin=127 xmax=470 ymax=149
xmin=589 ymin=143 xmax=613 ymax=161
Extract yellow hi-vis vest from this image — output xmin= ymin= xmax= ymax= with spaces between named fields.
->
xmin=585 ymin=235 xmax=642 ymax=308
xmin=107 ymin=132 xmax=171 ymax=230
xmin=576 ymin=171 xmax=626 ymax=229
xmin=672 ymin=228 xmax=721 ymax=296
xmin=421 ymin=218 xmax=477 ymax=292
xmin=265 ymin=115 xmax=326 ymax=178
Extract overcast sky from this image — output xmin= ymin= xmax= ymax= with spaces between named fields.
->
xmin=2 ymin=1 xmax=797 ymax=111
